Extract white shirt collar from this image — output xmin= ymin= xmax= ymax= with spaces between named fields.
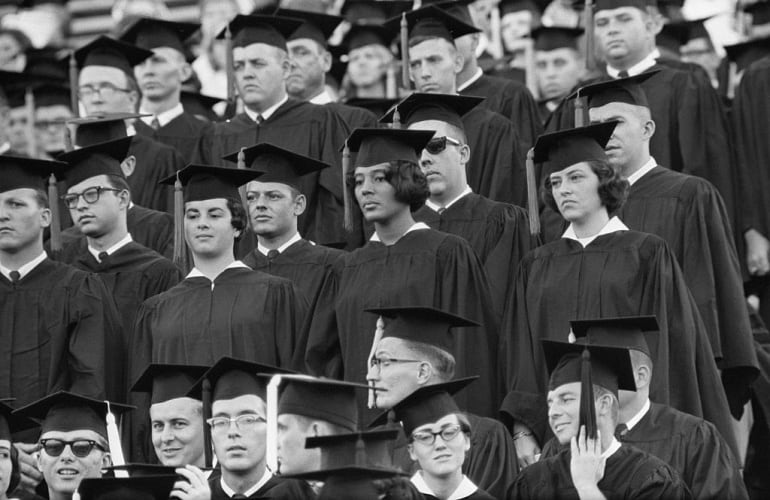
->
xmin=410 ymin=472 xmax=478 ymax=500
xmin=186 ymin=260 xmax=251 ymax=289
xmin=626 ymin=157 xmax=657 ymax=186
xmin=370 ymin=222 xmax=430 ymax=242
xmin=562 ymin=216 xmax=629 ymax=247
xmin=0 ymin=142 xmax=10 ymax=154
xmin=309 ymin=90 xmax=334 ymax=105
xmin=606 ymin=48 xmax=659 ymax=78
xmin=457 ymin=68 xmax=483 ymax=92
xmin=624 ymin=398 xmax=651 ymax=431
xmin=244 ymin=95 xmax=288 ymax=122
xmin=257 ymin=232 xmax=302 ymax=256
xmin=602 ymin=437 xmax=622 ymax=459
xmin=125 ymin=123 xmax=136 ymax=136
xmin=220 ymin=469 xmax=272 ymax=498
xmin=139 ymin=102 xmax=184 ymax=128
xmin=0 ymin=251 xmax=47 ymax=281
xmin=425 ymin=186 xmax=472 ymax=212
xmin=88 ymin=233 xmax=133 ymax=263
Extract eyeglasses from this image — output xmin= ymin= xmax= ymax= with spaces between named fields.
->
xmin=424 ymin=136 xmax=462 ymax=155
xmin=206 ymin=414 xmax=266 ymax=433
xmin=62 ymin=186 xmax=121 ymax=209
xmin=77 ymin=82 xmax=132 ymax=99
xmin=39 ymin=439 xmax=105 ymax=458
xmin=410 ymin=424 xmax=468 ymax=446
xmin=369 ymin=356 xmax=422 ymax=371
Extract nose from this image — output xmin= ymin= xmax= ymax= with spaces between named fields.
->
xmin=366 ymin=362 xmax=379 ymax=383
xmin=227 ymin=423 xmax=241 ymax=438
xmin=58 ymin=445 xmax=76 ymax=462
xmin=433 ymin=437 xmax=448 ymax=450
xmin=160 ymin=424 xmax=175 ymax=443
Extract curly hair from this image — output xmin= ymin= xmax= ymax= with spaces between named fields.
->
xmin=226 ymin=198 xmax=247 ymax=241
xmin=540 ymin=159 xmax=629 ymax=216
xmin=347 ymin=160 xmax=429 ymax=213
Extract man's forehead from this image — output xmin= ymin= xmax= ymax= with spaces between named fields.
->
xmin=595 ymin=6 xmax=645 ymax=19
xmin=79 ymin=65 xmax=127 ymax=83
xmin=410 ymin=37 xmax=455 ymax=56
xmin=0 ymin=187 xmax=40 ymax=199
xmin=246 ymin=180 xmax=294 ymax=193
xmin=67 ymin=174 xmax=109 ymax=194
xmin=589 ymin=101 xmax=640 ymax=118
xmin=409 ymin=120 xmax=445 ymax=135
xmin=376 ymin=336 xmax=408 ymax=353
xmin=41 ymin=429 xmax=104 ymax=442
xmin=212 ymin=394 xmax=265 ymax=414
xmin=150 ymin=397 xmax=201 ymax=417
xmin=535 ymin=47 xmax=580 ymax=61
xmin=287 ymin=38 xmax=324 ymax=53
xmin=547 ymin=381 xmax=581 ymax=398
xmin=234 ymin=43 xmax=284 ymax=60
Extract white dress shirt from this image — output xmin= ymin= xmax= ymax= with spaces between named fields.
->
xmin=139 ymin=102 xmax=185 ymax=128
xmin=244 ymin=95 xmax=289 ymax=122
xmin=88 ymin=233 xmax=133 ymax=263
xmin=0 ymin=251 xmax=47 ymax=281
xmin=562 ymin=216 xmax=629 ymax=247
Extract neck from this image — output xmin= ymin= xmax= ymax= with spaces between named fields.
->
xmin=457 ymin=58 xmax=479 ymax=88
xmin=257 ymin=228 xmax=298 ymax=250
xmin=0 ymin=240 xmax=44 ymax=271
xmin=619 ymin=391 xmax=648 ymax=424
xmin=141 ymin=94 xmax=180 ymax=115
xmin=598 ymin=420 xmax=615 ymax=452
xmin=246 ymin=92 xmax=286 ymax=114
xmin=373 ymin=210 xmax=416 ymax=246
xmin=572 ymin=209 xmax=610 ymax=239
xmin=355 ymin=81 xmax=387 ymax=98
xmin=191 ymin=252 xmax=236 ymax=280
xmin=86 ymin=220 xmax=128 ymax=252
xmin=295 ymin=82 xmax=326 ymax=102
xmin=422 ymin=469 xmax=464 ymax=500
xmin=48 ymin=490 xmax=72 ymax=500
xmin=431 ymin=183 xmax=466 ymax=207
xmin=621 ymin=152 xmax=651 ymax=179
xmin=610 ymin=49 xmax=651 ymax=72
xmin=223 ymin=462 xmax=266 ymax=495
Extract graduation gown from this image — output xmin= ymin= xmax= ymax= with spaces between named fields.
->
xmin=306 ymin=229 xmax=500 ymax=420
xmin=201 ymin=100 xmax=357 ymax=247
xmin=134 ymin=111 xmax=213 ymax=165
xmin=324 ymin=101 xmax=378 ymax=130
xmin=209 ymin=475 xmax=308 ymax=499
xmin=127 ymin=135 xmax=185 ymax=214
xmin=0 ymin=258 xmax=120 ymax=405
xmin=499 ymin=229 xmax=738 ymax=455
xmin=507 ymin=444 xmax=691 ymax=499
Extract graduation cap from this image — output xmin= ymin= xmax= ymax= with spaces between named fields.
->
xmin=273 ymin=8 xmax=343 ymax=48
xmin=130 ymin=363 xmax=210 ymax=405
xmin=532 ymin=26 xmax=584 ymax=52
xmin=658 ymin=17 xmax=712 ymax=54
xmin=24 ymin=48 xmax=69 ymax=81
xmin=56 ymin=137 xmax=133 ymax=186
xmin=532 ymin=121 xmax=618 ymax=178
xmin=158 ymin=164 xmax=262 ymax=203
xmin=275 ymin=377 xmax=374 ymax=432
xmin=379 ymin=92 xmax=483 ymax=130
xmin=67 ymin=113 xmax=142 ymax=147
xmin=341 ymin=0 xmax=413 ymax=23
xmin=77 ymin=475 xmax=178 ymax=500
xmin=420 ymin=0 xmax=477 ymax=26
xmin=103 ymin=464 xmax=178 ymax=477
xmin=74 ymin=36 xmax=153 ymax=75
xmin=593 ymin=0 xmax=656 ymax=11
xmin=0 ymin=400 xmax=38 ymax=442
xmin=499 ymin=0 xmax=541 ymax=16
xmin=384 ymin=5 xmax=480 ymax=45
xmin=571 ymin=70 xmax=658 ymax=109
xmin=216 ymin=14 xmax=303 ymax=51
xmin=344 ymin=97 xmax=400 ymax=117
xmin=570 ymin=315 xmax=659 ymax=358
xmin=724 ymin=36 xmax=770 ymax=72
xmin=180 ymin=91 xmax=221 ymax=120
xmin=339 ymin=23 xmax=393 ymax=52
xmin=746 ymin=1 xmax=770 ymax=26
xmin=222 ymin=143 xmax=329 ymax=190
xmin=345 ymin=128 xmax=435 ymax=169
xmin=118 ymin=18 xmax=200 ymax=55
xmin=0 ymin=154 xmax=64 ymax=193
xmin=368 ymin=377 xmax=477 ymax=435
xmin=31 ymin=84 xmax=71 ymax=108
xmin=188 ymin=357 xmax=294 ymax=403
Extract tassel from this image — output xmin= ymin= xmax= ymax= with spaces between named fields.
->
xmin=237 ymin=147 xmax=249 ymax=209
xmin=202 ymin=378 xmax=212 ymax=468
xmin=584 ymin=0 xmax=595 ymax=72
xmin=386 ymin=64 xmax=397 ymax=98
xmin=392 ymin=105 xmax=401 ymax=130
xmin=63 ymin=126 xmax=73 ymax=152
xmin=105 ymin=402 xmax=128 ymax=477
xmin=400 ymin=12 xmax=409 ymax=90
xmin=24 ymin=87 xmax=36 ymax=158
xmin=48 ymin=174 xmax=62 ymax=254
xmin=574 ymin=92 xmax=586 ymax=128
xmin=354 ymin=435 xmax=367 ymax=466
xmin=579 ymin=349 xmax=598 ymax=440
xmin=342 ymin=140 xmax=353 ymax=233
xmin=225 ymin=24 xmax=235 ymax=103
xmin=265 ymin=375 xmax=282 ymax=474
xmin=172 ymin=174 xmax=187 ymax=270
xmin=69 ymin=51 xmax=79 ymax=117
xmin=525 ymin=148 xmax=540 ymax=237
xmin=367 ymin=316 xmax=386 ymax=409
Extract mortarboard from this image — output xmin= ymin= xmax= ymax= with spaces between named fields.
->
xmin=570 ymin=315 xmax=659 ymax=358
xmin=118 ymin=18 xmax=200 ymax=54
xmin=532 ymin=121 xmax=618 ymax=178
xmin=420 ymin=0 xmax=477 ymax=26
xmin=724 ymin=36 xmax=770 ymax=71
xmin=222 ymin=143 xmax=329 ymax=190
xmin=746 ymin=1 xmax=770 ymax=26
xmin=658 ymin=17 xmax=712 ymax=54
xmin=0 ymin=155 xmax=64 ymax=193
xmin=379 ymin=92 xmax=483 ymax=130
xmin=103 ymin=464 xmax=178 ymax=476
xmin=345 ymin=97 xmax=399 ymax=117
xmin=571 ymin=70 xmax=658 ymax=108
xmin=0 ymin=400 xmax=38 ymax=442
xmin=594 ymin=0 xmax=656 ymax=11
xmin=180 ymin=91 xmax=221 ymax=121
xmin=500 ymin=0 xmax=541 ymax=16
xmin=532 ymin=26 xmax=584 ymax=52
xmin=77 ymin=475 xmax=178 ymax=500
xmin=188 ymin=357 xmax=294 ymax=403
xmin=24 ymin=48 xmax=68 ymax=81
xmin=384 ymin=5 xmax=480 ymax=44
xmin=56 ymin=137 xmax=133 ymax=186
xmin=0 ymin=69 xmax=60 ymax=94
xmin=130 ymin=363 xmax=210 ymax=405
xmin=31 ymin=84 xmax=71 ymax=108
xmin=158 ymin=164 xmax=262 ymax=203
xmin=341 ymin=0 xmax=413 ymax=23
xmin=67 ymin=113 xmax=143 ymax=147
xmin=74 ymin=36 xmax=153 ymax=75
xmin=216 ymin=15 xmax=303 ymax=51
xmin=274 ymin=8 xmax=343 ymax=48
xmin=345 ymin=128 xmax=435 ymax=169
xmin=339 ymin=23 xmax=393 ymax=52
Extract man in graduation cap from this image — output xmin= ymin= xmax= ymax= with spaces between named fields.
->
xmin=200 ymin=14 xmax=357 ymax=249
xmin=119 ymin=17 xmax=214 ymax=165
xmin=507 ymin=339 xmax=690 ymax=499
xmin=531 ymin=26 xmax=585 ymax=125
xmin=365 ymin=306 xmax=517 ymax=499
xmin=74 ymin=36 xmax=186 ymax=215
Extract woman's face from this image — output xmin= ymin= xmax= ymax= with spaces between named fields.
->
xmin=347 ymin=44 xmax=389 ymax=87
xmin=549 ymin=161 xmax=604 ymax=223
xmin=353 ymin=163 xmax=407 ymax=224
xmin=0 ymin=440 xmax=12 ymax=497
xmin=407 ymin=414 xmax=470 ymax=480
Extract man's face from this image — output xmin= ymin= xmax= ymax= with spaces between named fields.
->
xmin=589 ymin=102 xmax=648 ymax=171
xmin=211 ymin=395 xmax=267 ymax=473
xmin=34 ymin=105 xmax=74 ymax=154
xmin=594 ymin=7 xmax=654 ymax=67
xmin=0 ymin=188 xmax=49 ymax=254
xmin=547 ymin=382 xmax=581 ymax=445
xmin=78 ymin=66 xmax=138 ymax=115
xmin=233 ymin=44 xmax=289 ymax=111
xmin=245 ymin=181 xmax=302 ymax=239
xmin=0 ymin=439 xmax=12 ymax=495
xmin=150 ymin=397 xmax=205 ymax=467
xmin=409 ymin=38 xmax=461 ymax=94
xmin=184 ymin=198 xmax=239 ymax=259
xmin=135 ymin=47 xmax=187 ymax=102
xmin=67 ymin=174 xmax=125 ymax=239
xmin=347 ymin=44 xmax=389 ymax=87
xmin=366 ymin=337 xmax=423 ymax=409
xmin=409 ymin=120 xmax=467 ymax=200
xmin=407 ymin=413 xmax=469 ymax=477
xmin=37 ymin=430 xmax=110 ymax=496
xmin=8 ymin=107 xmax=29 ymax=152
xmin=535 ymin=48 xmax=583 ymax=100
xmin=276 ymin=414 xmax=321 ymax=475
xmin=286 ymin=39 xmax=329 ymax=99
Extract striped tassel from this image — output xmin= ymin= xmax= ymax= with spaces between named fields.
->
xmin=63 ymin=126 xmax=74 ymax=152
xmin=172 ymin=174 xmax=187 ymax=271
xmin=105 ymin=402 xmax=128 ymax=477
xmin=400 ymin=12 xmax=409 ymax=90
xmin=48 ymin=174 xmax=62 ymax=254
xmin=342 ymin=141 xmax=353 ymax=232
xmin=525 ymin=148 xmax=540 ymax=237
xmin=579 ymin=348 xmax=598 ymax=440
xmin=202 ymin=378 xmax=213 ymax=468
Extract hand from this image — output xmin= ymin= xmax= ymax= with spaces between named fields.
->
xmin=169 ymin=465 xmax=211 ymax=500
xmin=14 ymin=442 xmax=43 ymax=495
xmin=512 ymin=424 xmax=541 ymax=470
xmin=569 ymin=426 xmax=606 ymax=499
xmin=745 ymin=229 xmax=770 ymax=276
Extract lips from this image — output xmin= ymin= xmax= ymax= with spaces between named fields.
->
xmin=552 ymin=421 xmax=571 ymax=433
xmin=56 ymin=468 xmax=80 ymax=477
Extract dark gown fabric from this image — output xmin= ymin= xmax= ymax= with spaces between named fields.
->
xmin=208 ymin=475 xmax=309 ymax=499
xmin=413 ymin=193 xmax=535 ymax=319
xmin=134 ymin=111 xmax=213 ymax=165
xmin=324 ymin=101 xmax=378 ymax=130
xmin=127 ymin=135 xmax=185 ymax=214
xmin=306 ymin=229 xmax=500 ymax=421
xmin=507 ymin=444 xmax=692 ymax=499
xmin=499 ymin=230 xmax=738 ymax=455
xmin=422 ymin=488 xmax=495 ymax=500
xmin=200 ymin=100 xmax=357 ymax=248
xmin=0 ymin=258 xmax=120 ymax=405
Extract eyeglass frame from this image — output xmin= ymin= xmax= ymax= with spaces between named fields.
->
xmin=424 ymin=136 xmax=463 ymax=155
xmin=368 ymin=356 xmax=423 ymax=371
xmin=39 ymin=438 xmax=106 ymax=458
xmin=206 ymin=413 xmax=266 ymax=433
xmin=409 ymin=423 xmax=469 ymax=446
xmin=77 ymin=82 xmax=133 ymax=99
xmin=62 ymin=186 xmax=123 ymax=209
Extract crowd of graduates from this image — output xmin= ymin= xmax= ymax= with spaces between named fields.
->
xmin=2 ymin=0 xmax=770 ymax=498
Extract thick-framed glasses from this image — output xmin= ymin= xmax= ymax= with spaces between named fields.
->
xmin=206 ymin=414 xmax=266 ymax=433
xmin=62 ymin=186 xmax=121 ymax=209
xmin=425 ymin=136 xmax=462 ymax=155
xmin=410 ymin=424 xmax=467 ymax=446
xmin=369 ymin=356 xmax=422 ymax=371
xmin=39 ymin=439 xmax=105 ymax=458
xmin=77 ymin=82 xmax=132 ymax=99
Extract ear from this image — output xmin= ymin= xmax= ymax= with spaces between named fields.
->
xmin=294 ymin=194 xmax=307 ymax=216
xmin=453 ymin=51 xmax=465 ymax=74
xmin=117 ymin=189 xmax=131 ymax=209
xmin=120 ymin=156 xmax=136 ymax=178
xmin=407 ymin=444 xmax=417 ymax=462
xmin=416 ymin=361 xmax=434 ymax=385
xmin=39 ymin=207 xmax=51 ymax=228
xmin=463 ymin=433 xmax=471 ymax=452
xmin=281 ymin=57 xmax=292 ymax=79
xmin=101 ymin=452 xmax=112 ymax=468
xmin=596 ymin=394 xmax=613 ymax=417
xmin=635 ymin=363 xmax=651 ymax=389
xmin=459 ymin=143 xmax=471 ymax=164
xmin=469 ymin=33 xmax=480 ymax=52
xmin=642 ymin=118 xmax=656 ymax=140
xmin=321 ymin=50 xmax=332 ymax=73
xmin=179 ymin=62 xmax=194 ymax=82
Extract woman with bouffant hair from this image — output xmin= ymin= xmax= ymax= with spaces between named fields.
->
xmin=500 ymin=123 xmax=735 ymax=469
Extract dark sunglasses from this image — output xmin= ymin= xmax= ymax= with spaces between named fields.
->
xmin=39 ymin=439 xmax=105 ymax=458
xmin=425 ymin=136 xmax=462 ymax=155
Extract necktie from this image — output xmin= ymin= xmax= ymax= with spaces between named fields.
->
xmin=98 ymin=251 xmax=109 ymax=262
xmin=9 ymin=270 xmax=20 ymax=283
xmin=150 ymin=116 xmax=161 ymax=130
xmin=617 ymin=70 xmax=629 ymax=78
xmin=266 ymin=249 xmax=279 ymax=260
xmin=255 ymin=114 xmax=264 ymax=125
xmin=614 ymin=423 xmax=628 ymax=440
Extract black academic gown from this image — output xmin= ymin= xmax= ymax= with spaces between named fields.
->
xmin=0 ymin=258 xmax=121 ymax=405
xmin=499 ymin=229 xmax=738 ymax=455
xmin=306 ymin=228 xmax=500 ymax=421
xmin=128 ymin=135 xmax=185 ymax=214
xmin=134 ymin=111 xmax=213 ymax=165
xmin=422 ymin=488 xmax=495 ymax=500
xmin=201 ymin=100 xmax=357 ymax=248
xmin=209 ymin=475 xmax=308 ymax=499
xmin=507 ymin=444 xmax=692 ymax=499
xmin=324 ymin=101 xmax=378 ymax=130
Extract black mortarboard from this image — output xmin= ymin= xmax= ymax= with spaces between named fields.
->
xmin=385 ymin=5 xmax=480 ymax=44
xmin=158 ymin=164 xmax=262 ymax=203
xmin=532 ymin=26 xmax=584 ymax=52
xmin=532 ymin=121 xmax=617 ymax=178
xmin=420 ymin=0 xmax=477 ymax=26
xmin=345 ymin=97 xmax=399 ymax=117
xmin=217 ymin=15 xmax=303 ymax=51
xmin=746 ymin=1 xmax=770 ymax=26
xmin=180 ymin=91 xmax=221 ymax=120
xmin=724 ymin=36 xmax=770 ymax=71
xmin=594 ymin=0 xmax=655 ymax=11
xmin=274 ymin=8 xmax=343 ymax=48
xmin=67 ymin=113 xmax=142 ymax=147
xmin=189 ymin=357 xmax=294 ymax=402
xmin=222 ymin=143 xmax=329 ymax=190
xmin=130 ymin=363 xmax=210 ymax=405
xmin=543 ymin=340 xmax=636 ymax=395
xmin=379 ymin=92 xmax=483 ymax=131
xmin=24 ymin=48 xmax=68 ymax=81
xmin=0 ymin=155 xmax=63 ymax=192
xmin=345 ymin=128 xmax=435 ymax=169
xmin=274 ymin=377 xmax=372 ymax=432
xmin=339 ymin=23 xmax=393 ymax=52
xmin=103 ymin=464 xmax=178 ymax=477
xmin=365 ymin=305 xmax=479 ymax=353
xmin=77 ymin=475 xmax=178 ymax=500
xmin=14 ymin=391 xmax=133 ymax=440
xmin=32 ymin=84 xmax=71 ymax=108
xmin=119 ymin=18 xmax=200 ymax=54
xmin=500 ymin=0 xmax=540 ymax=15
xmin=570 ymin=315 xmax=659 ymax=358
xmin=658 ymin=17 xmax=712 ymax=54
xmin=56 ymin=137 xmax=133 ymax=186
xmin=341 ymin=0 xmax=413 ymax=23
xmin=368 ymin=377 xmax=477 ymax=435
xmin=74 ymin=36 xmax=153 ymax=75
xmin=0 ymin=69 xmax=60 ymax=93
xmin=0 ymin=400 xmax=38 ymax=441
xmin=572 ymin=70 xmax=658 ymax=108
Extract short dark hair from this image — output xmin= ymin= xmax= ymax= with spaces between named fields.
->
xmin=541 ymin=159 xmax=629 ymax=215
xmin=346 ymin=160 xmax=429 ymax=212
xmin=226 ymin=198 xmax=247 ymax=240
xmin=104 ymin=175 xmax=131 ymax=193
xmin=401 ymin=339 xmax=456 ymax=381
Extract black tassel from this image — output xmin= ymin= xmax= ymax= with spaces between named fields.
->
xmin=579 ymin=348 xmax=598 ymax=440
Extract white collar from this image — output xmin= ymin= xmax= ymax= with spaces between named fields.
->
xmin=139 ymin=102 xmax=184 ymax=128
xmin=601 ymin=437 xmax=622 ymax=459
xmin=626 ymin=157 xmax=657 ymax=186
xmin=88 ymin=233 xmax=133 ymax=263
xmin=309 ymin=90 xmax=334 ymax=105
xmin=370 ymin=222 xmax=430 ymax=242
xmin=562 ymin=216 xmax=629 ymax=247
xmin=244 ymin=95 xmax=288 ymax=122
xmin=0 ymin=142 xmax=10 ymax=154
xmin=0 ymin=251 xmax=47 ymax=281
xmin=220 ymin=469 xmax=272 ymax=498
xmin=257 ymin=232 xmax=302 ymax=256
xmin=425 ymin=186 xmax=472 ymax=212
xmin=186 ymin=260 xmax=251 ymax=289
xmin=457 ymin=68 xmax=483 ymax=92
xmin=410 ymin=472 xmax=478 ymax=500
xmin=606 ymin=49 xmax=659 ymax=78
xmin=624 ymin=398 xmax=651 ymax=431
xmin=125 ymin=123 xmax=136 ymax=136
